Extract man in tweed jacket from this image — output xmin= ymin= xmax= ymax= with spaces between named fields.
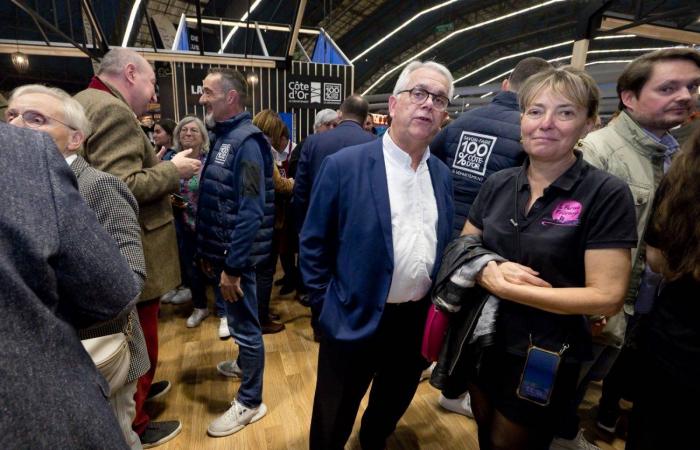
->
xmin=7 ymin=84 xmax=151 ymax=449
xmin=74 ymin=48 xmax=200 ymax=447
xmin=0 ymin=121 xmax=139 ymax=449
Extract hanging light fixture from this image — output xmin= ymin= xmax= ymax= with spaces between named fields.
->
xmin=11 ymin=51 xmax=29 ymax=73
xmin=246 ymin=72 xmax=259 ymax=86
xmin=12 ymin=17 xmax=29 ymax=74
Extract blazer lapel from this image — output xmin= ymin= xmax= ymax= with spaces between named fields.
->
xmin=368 ymin=141 xmax=394 ymax=265
xmin=428 ymin=156 xmax=449 ymax=278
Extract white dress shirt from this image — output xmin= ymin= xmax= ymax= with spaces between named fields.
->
xmin=65 ymin=154 xmax=78 ymax=165
xmin=382 ymin=132 xmax=438 ymax=304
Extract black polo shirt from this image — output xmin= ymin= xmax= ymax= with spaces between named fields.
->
xmin=469 ymin=151 xmax=637 ymax=361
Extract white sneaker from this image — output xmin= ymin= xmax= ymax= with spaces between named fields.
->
xmin=216 ymin=360 xmax=243 ymax=378
xmin=420 ymin=362 xmax=436 ymax=381
xmin=186 ymin=308 xmax=210 ymax=328
xmin=438 ymin=392 xmax=474 ymax=418
xmin=170 ymin=287 xmax=192 ymax=305
xmin=207 ymin=399 xmax=267 ymax=437
xmin=160 ymin=289 xmax=177 ymax=304
xmin=549 ymin=429 xmax=601 ymax=450
xmin=218 ymin=317 xmax=231 ymax=339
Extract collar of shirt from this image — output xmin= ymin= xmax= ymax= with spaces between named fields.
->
xmin=641 ymin=126 xmax=679 ymax=152
xmin=382 ymin=131 xmax=430 ymax=172
xmin=517 ymin=150 xmax=586 ymax=193
xmin=640 ymin=126 xmax=680 ymax=172
xmin=64 ymin=154 xmax=78 ymax=166
xmin=272 ymin=147 xmax=288 ymax=163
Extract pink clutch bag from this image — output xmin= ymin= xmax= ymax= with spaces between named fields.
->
xmin=421 ymin=304 xmax=450 ymax=362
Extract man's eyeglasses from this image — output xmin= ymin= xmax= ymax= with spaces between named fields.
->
xmin=396 ymin=87 xmax=450 ymax=111
xmin=5 ymin=109 xmax=76 ymax=130
xmin=180 ymin=126 xmax=201 ymax=134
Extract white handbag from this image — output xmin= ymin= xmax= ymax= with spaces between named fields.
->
xmin=82 ymin=314 xmax=133 ymax=394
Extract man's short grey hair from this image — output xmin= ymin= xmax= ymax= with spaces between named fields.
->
xmin=9 ymin=84 xmax=91 ymax=135
xmin=97 ymin=48 xmax=151 ymax=76
xmin=207 ymin=67 xmax=249 ymax=108
xmin=313 ymin=108 xmax=339 ymax=131
xmin=173 ymin=116 xmax=210 ymax=153
xmin=393 ymin=60 xmax=454 ymax=99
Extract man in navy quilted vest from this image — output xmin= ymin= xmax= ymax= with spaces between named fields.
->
xmin=431 ymin=57 xmax=552 ymax=238
xmin=196 ymin=67 xmax=275 ymax=438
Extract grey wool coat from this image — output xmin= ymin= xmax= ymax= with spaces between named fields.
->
xmin=71 ymin=154 xmax=151 ymax=383
xmin=0 ymin=123 xmax=138 ymax=449
xmin=75 ymin=80 xmax=181 ymax=300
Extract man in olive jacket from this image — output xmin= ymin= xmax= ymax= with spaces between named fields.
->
xmin=75 ymin=48 xmax=201 ymax=447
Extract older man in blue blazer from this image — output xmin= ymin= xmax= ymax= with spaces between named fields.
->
xmin=301 ymin=60 xmax=455 ymax=450
xmin=294 ymin=94 xmax=375 ymax=233
xmin=294 ymin=94 xmax=375 ymax=338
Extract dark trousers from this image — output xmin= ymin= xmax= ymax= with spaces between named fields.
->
xmin=174 ymin=216 xmax=209 ymax=310
xmin=256 ymin=231 xmax=280 ymax=322
xmin=309 ymin=299 xmax=429 ymax=450
xmin=626 ymin=356 xmax=697 ymax=450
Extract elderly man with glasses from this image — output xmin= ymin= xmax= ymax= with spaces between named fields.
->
xmin=6 ymin=84 xmax=149 ymax=449
xmin=300 ymin=60 xmax=455 ymax=450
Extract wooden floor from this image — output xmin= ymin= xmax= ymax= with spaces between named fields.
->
xmin=151 ymin=283 xmax=629 ymax=450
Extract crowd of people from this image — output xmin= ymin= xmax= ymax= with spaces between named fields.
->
xmin=0 ymin=44 xmax=698 ymax=450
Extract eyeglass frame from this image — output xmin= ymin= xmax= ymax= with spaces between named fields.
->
xmin=5 ymin=108 xmax=77 ymax=131
xmin=395 ymin=87 xmax=450 ymax=111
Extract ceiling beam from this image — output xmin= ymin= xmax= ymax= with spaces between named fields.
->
xmin=80 ymin=0 xmax=110 ymax=55
xmin=10 ymin=0 xmax=97 ymax=59
xmin=0 ymin=42 xmax=279 ymax=67
xmin=194 ymin=0 xmax=205 ymax=56
xmin=600 ymin=17 xmax=700 ymax=45
xmin=288 ymin=0 xmax=307 ymax=57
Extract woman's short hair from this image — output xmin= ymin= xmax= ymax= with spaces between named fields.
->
xmin=9 ymin=84 xmax=91 ymax=135
xmin=313 ymin=108 xmax=338 ymax=132
xmin=254 ymin=109 xmax=287 ymax=151
xmin=518 ymin=66 xmax=600 ymax=120
xmin=173 ymin=116 xmax=209 ymax=153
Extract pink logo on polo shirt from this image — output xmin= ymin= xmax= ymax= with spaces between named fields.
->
xmin=542 ymin=200 xmax=582 ymax=226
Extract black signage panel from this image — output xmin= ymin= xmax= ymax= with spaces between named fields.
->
xmin=286 ymin=74 xmax=344 ymax=110
xmin=183 ymin=67 xmax=210 ymax=107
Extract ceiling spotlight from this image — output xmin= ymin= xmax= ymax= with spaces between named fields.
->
xmin=11 ymin=51 xmax=29 ymax=73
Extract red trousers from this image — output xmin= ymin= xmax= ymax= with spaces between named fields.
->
xmin=132 ymin=298 xmax=160 ymax=435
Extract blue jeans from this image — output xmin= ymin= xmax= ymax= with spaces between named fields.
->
xmin=214 ymin=268 xmax=264 ymax=407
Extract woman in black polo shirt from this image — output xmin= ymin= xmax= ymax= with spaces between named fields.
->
xmin=626 ymin=128 xmax=700 ymax=450
xmin=461 ymin=67 xmax=637 ymax=449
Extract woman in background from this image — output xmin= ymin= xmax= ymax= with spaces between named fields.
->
xmin=154 ymin=118 xmax=176 ymax=160
xmin=165 ymin=116 xmax=224 ymax=330
xmin=253 ymin=110 xmax=293 ymax=334
xmin=626 ymin=127 xmax=700 ymax=450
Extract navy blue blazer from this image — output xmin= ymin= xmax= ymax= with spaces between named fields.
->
xmin=293 ymin=120 xmax=375 ymax=233
xmin=300 ymin=138 xmax=454 ymax=342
